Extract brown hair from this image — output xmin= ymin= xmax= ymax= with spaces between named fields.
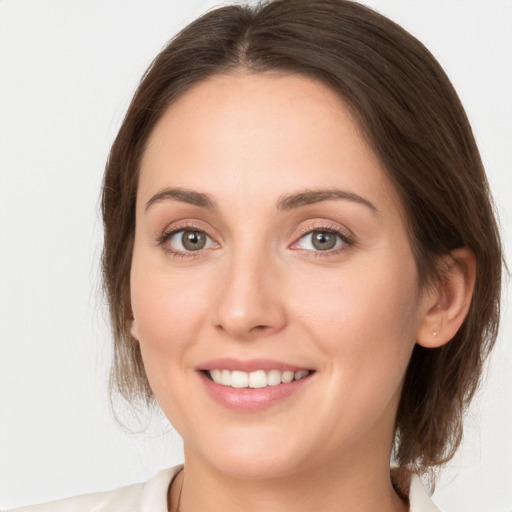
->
xmin=101 ymin=0 xmax=502 ymax=491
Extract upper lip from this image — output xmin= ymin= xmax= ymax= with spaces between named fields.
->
xmin=198 ymin=358 xmax=312 ymax=373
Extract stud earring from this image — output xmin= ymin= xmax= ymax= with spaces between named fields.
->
xmin=433 ymin=331 xmax=438 ymax=338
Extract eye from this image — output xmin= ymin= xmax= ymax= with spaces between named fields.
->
xmin=165 ymin=229 xmax=216 ymax=253
xmin=294 ymin=229 xmax=347 ymax=252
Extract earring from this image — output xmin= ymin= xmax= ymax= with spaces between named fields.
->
xmin=433 ymin=331 xmax=438 ymax=338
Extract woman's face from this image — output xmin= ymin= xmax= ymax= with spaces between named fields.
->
xmin=131 ymin=73 xmax=432 ymax=479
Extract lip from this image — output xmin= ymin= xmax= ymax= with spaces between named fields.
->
xmin=197 ymin=358 xmax=315 ymax=412
xmin=198 ymin=357 xmax=311 ymax=373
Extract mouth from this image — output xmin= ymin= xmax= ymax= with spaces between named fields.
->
xmin=198 ymin=359 xmax=315 ymax=411
xmin=203 ymin=369 xmax=312 ymax=389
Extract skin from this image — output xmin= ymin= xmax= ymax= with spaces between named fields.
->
xmin=130 ymin=73 xmax=474 ymax=512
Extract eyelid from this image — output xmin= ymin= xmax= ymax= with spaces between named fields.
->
xmin=154 ymin=218 xmax=355 ymax=258
xmin=290 ymin=221 xmax=355 ymax=254
xmin=292 ymin=220 xmax=354 ymax=241
xmin=155 ymin=220 xmax=220 ymax=258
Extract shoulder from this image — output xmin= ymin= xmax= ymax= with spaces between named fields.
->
xmin=5 ymin=466 xmax=182 ymax=512
xmin=5 ymin=483 xmax=144 ymax=512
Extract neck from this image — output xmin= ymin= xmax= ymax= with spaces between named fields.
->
xmin=170 ymin=448 xmax=407 ymax=512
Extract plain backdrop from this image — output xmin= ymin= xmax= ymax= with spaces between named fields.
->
xmin=0 ymin=1 xmax=510 ymax=510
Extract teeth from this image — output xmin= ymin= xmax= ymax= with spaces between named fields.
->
xmin=281 ymin=370 xmax=294 ymax=383
xmin=267 ymin=369 xmax=281 ymax=386
xmin=248 ymin=370 xmax=267 ymax=388
xmin=231 ymin=370 xmax=249 ymax=388
xmin=221 ymin=369 xmax=231 ymax=386
xmin=294 ymin=370 xmax=309 ymax=380
xmin=208 ymin=369 xmax=310 ymax=388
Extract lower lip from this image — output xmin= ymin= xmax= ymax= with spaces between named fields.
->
xmin=199 ymin=372 xmax=313 ymax=412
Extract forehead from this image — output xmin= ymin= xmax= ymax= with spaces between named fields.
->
xmin=144 ymin=72 xmax=364 ymax=161
xmin=138 ymin=72 xmax=400 ymax=216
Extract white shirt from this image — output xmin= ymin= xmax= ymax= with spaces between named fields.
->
xmin=6 ymin=465 xmax=441 ymax=512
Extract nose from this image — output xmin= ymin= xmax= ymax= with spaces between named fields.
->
xmin=213 ymin=249 xmax=287 ymax=341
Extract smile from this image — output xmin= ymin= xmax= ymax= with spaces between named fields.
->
xmin=207 ymin=369 xmax=311 ymax=388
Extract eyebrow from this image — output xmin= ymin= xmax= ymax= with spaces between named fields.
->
xmin=145 ymin=187 xmax=218 ymax=212
xmin=145 ymin=186 xmax=379 ymax=215
xmin=277 ymin=189 xmax=379 ymax=215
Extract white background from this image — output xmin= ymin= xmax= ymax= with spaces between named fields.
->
xmin=0 ymin=1 xmax=510 ymax=510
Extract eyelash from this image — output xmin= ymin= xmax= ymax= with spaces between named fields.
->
xmin=156 ymin=222 xmax=354 ymax=259
xmin=291 ymin=223 xmax=354 ymax=257
xmin=155 ymin=222 xmax=212 ymax=259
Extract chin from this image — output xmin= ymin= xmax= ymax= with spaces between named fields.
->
xmin=210 ymin=453 xmax=306 ymax=480
xmin=186 ymin=427 xmax=312 ymax=480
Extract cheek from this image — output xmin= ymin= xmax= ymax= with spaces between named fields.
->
xmin=294 ymin=252 xmax=421 ymax=376
xmin=130 ymin=255 xmax=211 ymax=352
xmin=129 ymin=256 xmax=212 ymax=419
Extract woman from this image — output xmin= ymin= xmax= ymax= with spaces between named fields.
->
xmin=6 ymin=1 xmax=503 ymax=511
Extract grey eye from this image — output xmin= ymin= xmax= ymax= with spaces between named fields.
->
xmin=182 ymin=231 xmax=206 ymax=250
xmin=311 ymin=231 xmax=337 ymax=250
xmin=296 ymin=230 xmax=344 ymax=251
xmin=168 ymin=230 xmax=212 ymax=252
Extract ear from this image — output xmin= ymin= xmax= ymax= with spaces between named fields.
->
xmin=416 ymin=248 xmax=476 ymax=348
xmin=130 ymin=318 xmax=139 ymax=340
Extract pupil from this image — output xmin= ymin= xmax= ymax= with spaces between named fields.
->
xmin=312 ymin=231 xmax=336 ymax=250
xmin=182 ymin=231 xmax=206 ymax=251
